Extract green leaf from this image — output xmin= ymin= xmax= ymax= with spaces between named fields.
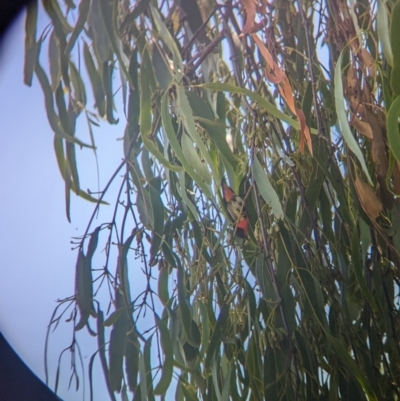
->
xmin=158 ymin=267 xmax=169 ymax=306
xmin=137 ymin=187 xmax=153 ymax=228
xmin=152 ymin=44 xmax=173 ymax=91
xmin=205 ymin=304 xmax=229 ymax=369
xmin=390 ymin=0 xmax=400 ymax=94
xmin=119 ymin=0 xmax=150 ymax=33
xmin=334 ymin=50 xmax=372 ymax=184
xmin=161 ymin=89 xmax=212 ymax=199
xmin=176 ymin=260 xmax=198 ymax=347
xmin=179 ymin=377 xmax=198 ymax=401
xmin=83 ymin=41 xmax=106 ymax=117
xmin=24 ymin=0 xmax=38 ymax=86
xmin=118 ymin=235 xmax=135 ymax=304
xmin=48 ymin=30 xmax=61 ymax=91
xmin=140 ymin=51 xmax=182 ymax=172
xmin=125 ymin=330 xmax=140 ymax=393
xmin=246 ymin=334 xmax=262 ymax=398
xmin=140 ymin=47 xmax=152 ymax=138
xmin=377 ymin=0 xmax=393 ymax=66
xmin=66 ymin=142 xmax=80 ymax=196
xmin=211 ymin=358 xmax=222 ymax=400
xmin=327 ymin=334 xmax=378 ymax=401
xmin=294 ymin=267 xmax=329 ymax=332
xmin=253 ymin=157 xmax=284 ymax=219
xmin=149 ymin=185 xmax=165 ymax=264
xmin=143 ymin=335 xmax=155 ymax=401
xmin=255 ymin=253 xmax=277 ymax=302
xmin=95 ymin=309 xmax=116 ymax=401
xmin=178 ymin=171 xmax=200 ymax=221
xmin=390 ymin=1 xmax=400 ymax=67
xmin=138 ymin=351 xmax=148 ymax=401
xmin=34 ymin=60 xmax=92 ymax=147
xmin=351 ymin=222 xmax=379 ymax=314
xmin=69 ymin=60 xmax=87 ymax=107
xmin=176 ymin=86 xmax=216 ymax=182
xmin=199 ymin=82 xmax=318 ymax=135
xmin=53 ymin=134 xmax=66 ymax=178
xmin=88 ymin=0 xmax=112 ymax=63
xmin=103 ymin=308 xmax=125 ymax=327
xmin=154 ymin=316 xmax=174 ymax=394
xmin=387 ymin=95 xmax=400 ymax=162
xmin=42 ymin=0 xmax=73 ymax=34
xmin=74 ymin=250 xmax=94 ymax=330
xmin=65 ymin=0 xmax=91 ymax=55
xmin=185 ymin=90 xmax=237 ymax=168
xmin=98 ymin=0 xmax=134 ymax=88
xmin=108 ymin=293 xmax=128 ymax=392
xmin=42 ymin=0 xmax=71 ymax=89
xmin=86 ymin=226 xmax=100 ymax=260
xmin=196 ymin=300 xmax=210 ymax=364
xmin=181 ymin=132 xmax=212 ymax=184
xmin=102 ymin=61 xmax=118 ymax=124
xmin=149 ymin=4 xmax=183 ymax=79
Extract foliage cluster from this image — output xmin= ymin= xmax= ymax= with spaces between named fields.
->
xmin=25 ymin=0 xmax=400 ymax=399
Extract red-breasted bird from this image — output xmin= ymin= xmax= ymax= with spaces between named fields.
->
xmin=221 ymin=179 xmax=249 ymax=238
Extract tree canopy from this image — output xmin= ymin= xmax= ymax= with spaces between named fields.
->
xmin=25 ymin=0 xmax=400 ymax=399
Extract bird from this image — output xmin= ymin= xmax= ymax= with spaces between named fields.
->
xmin=221 ymin=179 xmax=249 ymax=238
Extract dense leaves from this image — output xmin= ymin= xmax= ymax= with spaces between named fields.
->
xmin=30 ymin=0 xmax=400 ymax=399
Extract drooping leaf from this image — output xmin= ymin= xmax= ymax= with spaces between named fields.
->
xmin=108 ymin=302 xmax=128 ymax=392
xmin=200 ymin=82 xmax=318 ymax=135
xmin=35 ymin=60 xmax=92 ymax=147
xmin=125 ymin=330 xmax=140 ymax=393
xmin=83 ymin=41 xmax=106 ymax=117
xmin=161 ymin=89 xmax=212 ymax=199
xmin=387 ymin=95 xmax=400 ymax=162
xmin=148 ymin=185 xmax=165 ymax=265
xmin=75 ymin=250 xmax=94 ymax=330
xmin=153 ymin=315 xmax=174 ymax=394
xmin=24 ymin=0 xmax=38 ymax=86
xmin=390 ymin=0 xmax=400 ymax=94
xmin=253 ymin=157 xmax=284 ymax=219
xmin=65 ymin=0 xmax=91 ymax=55
xmin=48 ymin=30 xmax=61 ymax=91
xmin=98 ymin=0 xmax=133 ymax=88
xmin=354 ymin=174 xmax=382 ymax=220
xmin=334 ymin=50 xmax=372 ymax=184
xmin=205 ymin=304 xmax=229 ymax=369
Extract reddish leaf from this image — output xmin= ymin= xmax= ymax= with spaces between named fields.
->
xmin=241 ymin=0 xmax=257 ymax=34
xmin=295 ymin=107 xmax=313 ymax=156
xmin=351 ymin=116 xmax=373 ymax=139
xmin=252 ymin=33 xmax=285 ymax=83
xmin=354 ymin=174 xmax=382 ymax=220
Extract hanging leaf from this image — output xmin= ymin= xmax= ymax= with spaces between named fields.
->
xmin=354 ymin=174 xmax=382 ymax=220
xmin=75 ymin=250 xmax=95 ymax=330
xmin=24 ymin=1 xmax=38 ymax=86
xmin=334 ymin=50 xmax=372 ymax=184
xmin=253 ymin=157 xmax=284 ymax=219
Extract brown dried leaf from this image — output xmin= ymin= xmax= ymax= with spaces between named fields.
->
xmin=351 ymin=116 xmax=373 ymax=139
xmin=347 ymin=65 xmax=357 ymax=93
xmin=252 ymin=34 xmax=312 ymax=155
xmin=360 ymin=48 xmax=376 ymax=77
xmin=296 ymin=107 xmax=313 ymax=156
xmin=350 ymin=100 xmax=367 ymax=118
xmin=241 ymin=0 xmax=257 ymax=34
xmin=252 ymin=33 xmax=285 ymax=83
xmin=369 ymin=112 xmax=388 ymax=179
xmin=278 ymin=77 xmax=295 ymax=114
xmin=354 ymin=175 xmax=382 ymax=220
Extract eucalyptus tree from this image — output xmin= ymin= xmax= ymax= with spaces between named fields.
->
xmin=25 ymin=0 xmax=400 ymax=399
